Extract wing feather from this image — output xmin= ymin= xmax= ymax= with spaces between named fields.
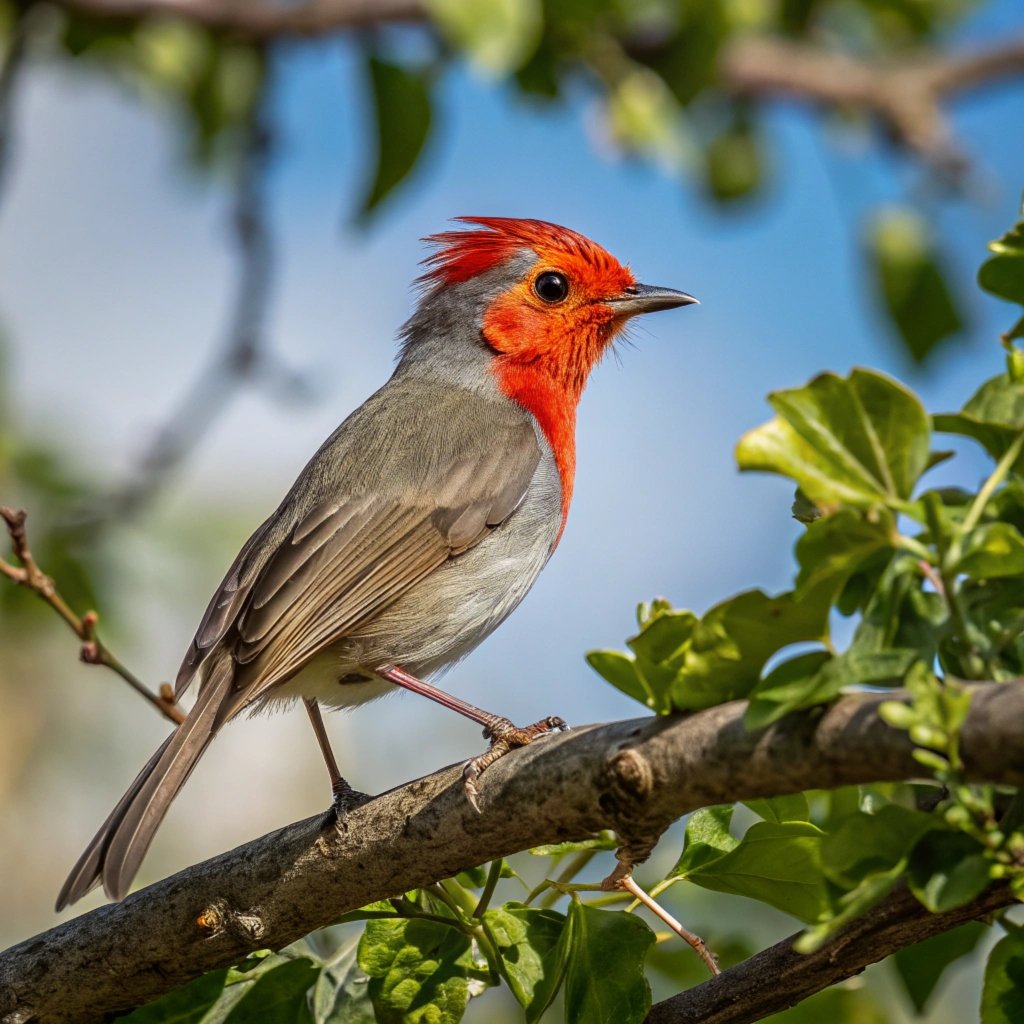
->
xmin=176 ymin=395 xmax=546 ymax=718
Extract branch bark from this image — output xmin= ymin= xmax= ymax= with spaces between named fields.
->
xmin=648 ymin=882 xmax=1014 ymax=1024
xmin=50 ymin=0 xmax=426 ymax=38
xmin=720 ymin=35 xmax=1024 ymax=171
xmin=3 ymin=682 xmax=1024 ymax=1023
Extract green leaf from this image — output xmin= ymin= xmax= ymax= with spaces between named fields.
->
xmin=668 ymin=589 xmax=829 ymax=711
xmin=679 ymin=821 xmax=829 ymax=923
xmin=116 ymin=969 xmax=230 ymax=1023
xmin=744 ymin=793 xmax=810 ymax=823
xmin=794 ymin=508 xmax=895 ymax=602
xmin=907 ymin=831 xmax=992 ymax=912
xmin=934 ymin=366 xmax=1024 ymax=469
xmin=978 ymin=201 xmax=1024 ymax=340
xmin=313 ymin=941 xmax=375 ymax=1024
xmin=672 ymin=805 xmax=739 ymax=876
xmin=605 ymin=65 xmax=689 ymax=169
xmin=743 ymin=651 xmax=834 ymax=729
xmin=359 ymin=56 xmax=432 ymax=218
xmin=427 ymin=0 xmax=540 ymax=74
xmin=745 ymin=647 xmax=917 ymax=729
xmin=821 ymin=805 xmax=938 ymax=888
xmin=797 ymin=864 xmax=904 ymax=953
xmin=529 ymin=834 xmax=617 ymax=857
xmin=736 ymin=368 xmax=931 ymax=511
xmin=562 ymin=903 xmax=654 ymax=1024
xmin=223 ymin=959 xmax=320 ymax=1023
xmin=705 ymin=109 xmax=762 ymax=203
xmin=956 ymin=523 xmax=1024 ymax=578
xmin=893 ymin=921 xmax=987 ymax=1014
xmin=866 ymin=207 xmax=964 ymax=362
xmin=585 ymin=650 xmax=662 ymax=711
xmin=982 ymin=928 xmax=1024 ymax=1024
xmin=358 ymin=918 xmax=470 ymax=1024
xmin=483 ymin=904 xmax=567 ymax=1019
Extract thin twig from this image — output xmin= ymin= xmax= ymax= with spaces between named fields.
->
xmin=0 ymin=507 xmax=184 ymax=724
xmin=618 ymin=874 xmax=721 ymax=977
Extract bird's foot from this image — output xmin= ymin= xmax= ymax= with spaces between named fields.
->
xmin=463 ymin=715 xmax=568 ymax=812
xmin=331 ymin=776 xmax=373 ymax=816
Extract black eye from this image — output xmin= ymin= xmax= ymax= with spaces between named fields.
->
xmin=534 ymin=271 xmax=569 ymax=303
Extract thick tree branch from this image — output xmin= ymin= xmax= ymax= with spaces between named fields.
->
xmin=2 ymin=682 xmax=1023 ymax=1022
xmin=647 ymin=882 xmax=1015 ymax=1024
xmin=0 ymin=508 xmax=184 ymax=723
xmin=720 ymin=35 xmax=1024 ymax=172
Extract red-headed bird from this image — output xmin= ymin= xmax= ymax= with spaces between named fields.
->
xmin=57 ymin=217 xmax=696 ymax=908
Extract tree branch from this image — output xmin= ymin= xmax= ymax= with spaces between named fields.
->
xmin=719 ymin=35 xmax=1024 ymax=173
xmin=75 ymin=55 xmax=314 ymax=528
xmin=3 ymin=682 xmax=1024 ymax=1022
xmin=647 ymin=882 xmax=1015 ymax=1024
xmin=0 ymin=508 xmax=184 ymax=723
xmin=49 ymin=0 xmax=426 ymax=39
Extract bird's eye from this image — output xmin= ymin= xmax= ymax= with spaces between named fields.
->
xmin=534 ymin=271 xmax=569 ymax=304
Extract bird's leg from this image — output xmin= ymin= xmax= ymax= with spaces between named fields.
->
xmin=376 ymin=664 xmax=567 ymax=811
xmin=303 ymin=698 xmax=371 ymax=812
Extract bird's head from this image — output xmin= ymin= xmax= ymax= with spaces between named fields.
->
xmin=414 ymin=217 xmax=695 ymax=401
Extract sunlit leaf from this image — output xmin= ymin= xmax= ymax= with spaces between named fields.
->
xmin=736 ymin=368 xmax=931 ymax=511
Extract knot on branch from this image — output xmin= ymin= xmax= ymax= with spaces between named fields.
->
xmin=599 ymin=742 xmax=670 ymax=873
xmin=195 ymin=899 xmax=267 ymax=943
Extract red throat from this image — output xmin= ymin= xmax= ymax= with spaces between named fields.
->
xmin=492 ymin=358 xmax=578 ymax=545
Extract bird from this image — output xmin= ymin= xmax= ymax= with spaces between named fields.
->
xmin=56 ymin=217 xmax=696 ymax=909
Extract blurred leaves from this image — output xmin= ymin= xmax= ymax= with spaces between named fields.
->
xmin=978 ymin=198 xmax=1024 ymax=341
xmin=428 ymin=0 xmax=541 ymax=75
xmin=359 ymin=56 xmax=433 ymax=220
xmin=866 ymin=207 xmax=965 ymax=363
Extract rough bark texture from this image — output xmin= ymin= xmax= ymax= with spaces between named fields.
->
xmin=2 ymin=682 xmax=1023 ymax=1023
xmin=647 ymin=883 xmax=1015 ymax=1023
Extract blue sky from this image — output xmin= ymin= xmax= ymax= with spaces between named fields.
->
xmin=1 ymin=0 xmax=1023 ymax=954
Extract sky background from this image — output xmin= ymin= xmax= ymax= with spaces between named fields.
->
xmin=0 ymin=2 xmax=1022 ymax=1017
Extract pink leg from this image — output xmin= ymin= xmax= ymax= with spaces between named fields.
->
xmin=376 ymin=663 xmax=567 ymax=810
xmin=303 ymin=697 xmax=370 ymax=811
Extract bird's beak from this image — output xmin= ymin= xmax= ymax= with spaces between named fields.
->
xmin=605 ymin=283 xmax=698 ymax=317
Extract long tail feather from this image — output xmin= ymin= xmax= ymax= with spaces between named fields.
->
xmin=56 ymin=664 xmax=232 ymax=910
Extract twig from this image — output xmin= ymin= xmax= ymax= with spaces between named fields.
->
xmin=0 ymin=507 xmax=184 ymax=724
xmin=617 ymin=873 xmax=720 ymax=977
xmin=2 ymin=682 xmax=1024 ymax=1022
xmin=719 ymin=35 xmax=1024 ymax=174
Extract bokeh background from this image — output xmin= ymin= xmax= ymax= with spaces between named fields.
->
xmin=1 ymin=0 xmax=1022 ymax=1019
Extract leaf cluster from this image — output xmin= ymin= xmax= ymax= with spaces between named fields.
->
xmin=0 ymin=0 xmax=993 ymax=361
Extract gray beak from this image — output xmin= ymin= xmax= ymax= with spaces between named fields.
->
xmin=606 ymin=283 xmax=699 ymax=317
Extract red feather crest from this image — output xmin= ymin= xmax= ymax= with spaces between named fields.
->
xmin=420 ymin=217 xmax=621 ymax=287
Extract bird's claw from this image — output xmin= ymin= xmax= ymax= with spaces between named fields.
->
xmin=331 ymin=777 xmax=373 ymax=817
xmin=463 ymin=714 xmax=569 ymax=812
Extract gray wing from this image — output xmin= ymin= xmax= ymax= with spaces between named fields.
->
xmin=176 ymin=408 xmax=542 ymax=716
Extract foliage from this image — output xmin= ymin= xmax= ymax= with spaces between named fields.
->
xmin=110 ymin=201 xmax=1024 ymax=1024
xmin=0 ymin=0 xmax=992 ymax=361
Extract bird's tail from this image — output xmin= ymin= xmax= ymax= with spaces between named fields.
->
xmin=56 ymin=663 xmax=232 ymax=910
